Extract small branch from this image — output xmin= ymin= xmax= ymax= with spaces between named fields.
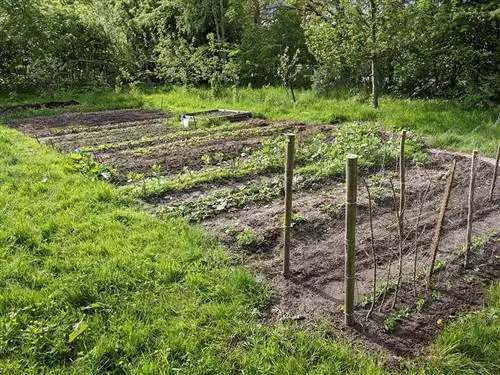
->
xmin=464 ymin=150 xmax=478 ymax=268
xmin=489 ymin=145 xmax=500 ymax=201
xmin=427 ymin=159 xmax=457 ymax=290
xmin=413 ymin=178 xmax=431 ymax=296
xmin=363 ymin=178 xmax=377 ymax=320
xmin=392 ymin=131 xmax=406 ymax=309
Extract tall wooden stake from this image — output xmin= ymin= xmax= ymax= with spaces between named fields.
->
xmin=427 ymin=159 xmax=456 ymax=289
xmin=464 ymin=150 xmax=478 ymax=267
xmin=362 ymin=178 xmax=377 ymax=320
xmin=392 ymin=130 xmax=406 ymax=309
xmin=283 ymin=133 xmax=295 ymax=277
xmin=489 ymin=145 xmax=500 ymax=201
xmin=345 ymin=154 xmax=358 ymax=326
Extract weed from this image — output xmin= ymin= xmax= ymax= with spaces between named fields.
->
xmin=236 ymin=228 xmax=256 ymax=247
xmin=64 ymin=151 xmax=115 ymax=181
xmin=415 ymin=298 xmax=426 ymax=312
xmin=383 ymin=308 xmax=410 ymax=333
xmin=432 ymin=291 xmax=442 ymax=301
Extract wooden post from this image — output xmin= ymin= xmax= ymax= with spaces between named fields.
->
xmin=427 ymin=159 xmax=456 ymax=289
xmin=399 ymin=131 xmax=406 ymax=225
xmin=345 ymin=154 xmax=357 ymax=326
xmin=283 ymin=133 xmax=295 ymax=277
xmin=392 ymin=130 xmax=406 ymax=309
xmin=489 ymin=145 xmax=500 ymax=201
xmin=464 ymin=150 xmax=478 ymax=267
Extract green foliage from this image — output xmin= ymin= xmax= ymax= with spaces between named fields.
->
xmin=394 ymin=2 xmax=499 ymax=105
xmin=383 ymin=308 xmax=410 ymax=334
xmin=64 ymin=151 xmax=115 ymax=181
xmin=236 ymin=228 xmax=256 ymax=247
xmin=0 ymin=0 xmax=127 ymax=93
xmin=236 ymin=6 xmax=314 ymax=87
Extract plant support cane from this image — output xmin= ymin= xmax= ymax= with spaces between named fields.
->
xmin=464 ymin=150 xmax=478 ymax=267
xmin=489 ymin=145 xmax=499 ymax=201
xmin=283 ymin=134 xmax=295 ymax=277
xmin=345 ymin=155 xmax=357 ymax=326
xmin=427 ymin=159 xmax=456 ymax=289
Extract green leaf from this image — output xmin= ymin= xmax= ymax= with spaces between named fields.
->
xmin=68 ymin=320 xmax=88 ymax=343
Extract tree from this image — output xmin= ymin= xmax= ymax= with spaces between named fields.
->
xmin=295 ymin=0 xmax=404 ymax=108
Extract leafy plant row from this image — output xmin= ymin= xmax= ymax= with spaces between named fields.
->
xmin=80 ymin=121 xmax=291 ymax=153
xmin=122 ymin=123 xmax=427 ymax=205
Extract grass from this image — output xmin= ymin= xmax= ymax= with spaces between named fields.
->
xmin=1 ymin=85 xmax=497 ymax=155
xmin=423 ymin=283 xmax=500 ymax=375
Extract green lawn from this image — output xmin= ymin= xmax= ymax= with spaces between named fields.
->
xmin=0 ymin=88 xmax=499 ymax=373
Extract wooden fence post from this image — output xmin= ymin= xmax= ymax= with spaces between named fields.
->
xmin=283 ymin=133 xmax=295 ymax=277
xmin=345 ymin=154 xmax=357 ymax=326
xmin=489 ymin=145 xmax=500 ymax=201
xmin=464 ymin=150 xmax=478 ymax=267
xmin=392 ymin=130 xmax=406 ymax=309
xmin=427 ymin=159 xmax=456 ymax=289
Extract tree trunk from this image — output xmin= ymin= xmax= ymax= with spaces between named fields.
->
xmin=289 ymin=84 xmax=296 ymax=103
xmin=219 ymin=0 xmax=227 ymax=63
xmin=369 ymin=0 xmax=379 ymax=109
xmin=212 ymin=6 xmax=221 ymax=46
xmin=371 ymin=56 xmax=379 ymax=109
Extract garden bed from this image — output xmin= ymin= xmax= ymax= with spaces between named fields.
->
xmin=8 ymin=109 xmax=500 ymax=358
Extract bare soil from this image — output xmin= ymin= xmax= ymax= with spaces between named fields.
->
xmin=8 ymin=109 xmax=500 ymax=358
xmin=7 ymin=109 xmax=170 ymax=136
xmin=0 ymin=100 xmax=79 ymax=114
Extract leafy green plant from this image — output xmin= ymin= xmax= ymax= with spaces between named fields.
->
xmin=383 ymin=308 xmax=410 ymax=333
xmin=236 ymin=228 xmax=255 ymax=247
xmin=64 ymin=151 xmax=114 ymax=181
xmin=201 ymin=154 xmax=211 ymax=166
xmin=415 ymin=298 xmax=426 ymax=312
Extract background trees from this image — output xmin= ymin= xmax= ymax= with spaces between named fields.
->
xmin=0 ymin=0 xmax=498 ymax=106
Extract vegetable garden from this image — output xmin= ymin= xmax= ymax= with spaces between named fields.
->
xmin=8 ymin=108 xmax=499 ymax=358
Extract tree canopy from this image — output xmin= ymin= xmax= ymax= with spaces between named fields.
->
xmin=0 ymin=0 xmax=498 ymax=105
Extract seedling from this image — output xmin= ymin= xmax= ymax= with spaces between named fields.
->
xmin=236 ymin=228 xmax=255 ymax=247
xmin=383 ymin=307 xmax=410 ymax=333
xmin=151 ymin=164 xmax=161 ymax=185
xmin=415 ymin=298 xmax=426 ymax=312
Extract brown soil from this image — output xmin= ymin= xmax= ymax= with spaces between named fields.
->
xmin=7 ymin=109 xmax=170 ymax=136
xmin=199 ymin=151 xmax=500 ymax=357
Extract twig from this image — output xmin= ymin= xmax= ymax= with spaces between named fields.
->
xmin=392 ymin=131 xmax=406 ymax=309
xmin=464 ymin=150 xmax=478 ymax=268
xmin=489 ymin=145 xmax=499 ymax=201
xmin=427 ymin=159 xmax=457 ymax=290
xmin=412 ymin=178 xmax=431 ymax=296
xmin=363 ymin=178 xmax=377 ymax=320
xmin=379 ymin=178 xmax=398 ymax=312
